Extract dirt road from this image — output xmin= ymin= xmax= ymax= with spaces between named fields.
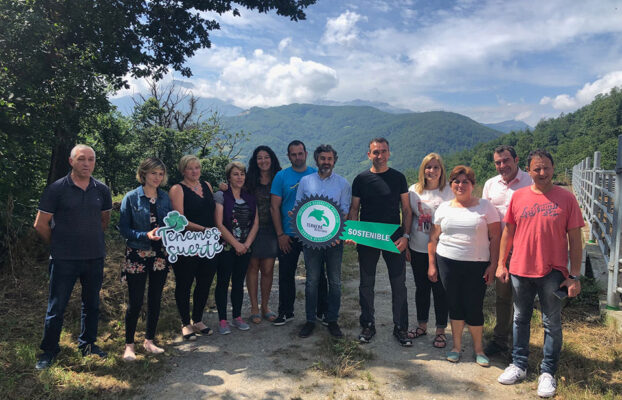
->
xmin=135 ymin=258 xmax=533 ymax=399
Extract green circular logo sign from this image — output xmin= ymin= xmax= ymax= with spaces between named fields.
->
xmin=291 ymin=195 xmax=345 ymax=248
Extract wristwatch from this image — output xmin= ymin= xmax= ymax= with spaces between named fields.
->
xmin=568 ymin=274 xmax=578 ymax=280
xmin=402 ymin=233 xmax=410 ymax=239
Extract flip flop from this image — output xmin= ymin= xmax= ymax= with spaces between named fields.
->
xmin=249 ymin=314 xmax=262 ymax=324
xmin=263 ymin=311 xmax=277 ymax=322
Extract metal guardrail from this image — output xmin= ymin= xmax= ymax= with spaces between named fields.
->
xmin=572 ymin=135 xmax=622 ymax=309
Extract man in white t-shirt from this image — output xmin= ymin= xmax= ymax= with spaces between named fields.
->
xmin=482 ymin=145 xmax=532 ymax=356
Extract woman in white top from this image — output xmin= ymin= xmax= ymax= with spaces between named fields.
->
xmin=406 ymin=153 xmax=453 ymax=348
xmin=428 ymin=165 xmax=500 ymax=367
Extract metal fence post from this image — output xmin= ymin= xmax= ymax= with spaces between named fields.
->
xmin=589 ymin=152 xmax=601 ymax=242
xmin=608 ymin=135 xmax=622 ymax=309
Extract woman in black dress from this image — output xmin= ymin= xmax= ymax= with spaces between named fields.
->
xmin=168 ymin=155 xmax=217 ymax=340
xmin=244 ymin=146 xmax=282 ymax=323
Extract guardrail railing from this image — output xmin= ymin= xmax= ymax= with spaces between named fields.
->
xmin=572 ymin=134 xmax=622 ymax=309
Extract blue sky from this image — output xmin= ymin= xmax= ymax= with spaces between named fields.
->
xmin=113 ymin=0 xmax=622 ymax=126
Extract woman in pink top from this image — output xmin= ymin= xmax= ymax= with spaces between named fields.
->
xmin=428 ymin=165 xmax=500 ymax=367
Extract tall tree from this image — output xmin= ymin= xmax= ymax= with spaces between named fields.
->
xmin=0 ymin=0 xmax=316 ymax=184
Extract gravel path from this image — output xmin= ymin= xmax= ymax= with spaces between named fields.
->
xmin=135 ymin=258 xmax=534 ymax=399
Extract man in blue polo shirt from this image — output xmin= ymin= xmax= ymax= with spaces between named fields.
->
xmin=33 ymin=144 xmax=112 ymax=370
xmin=295 ymin=144 xmax=351 ymax=338
xmin=270 ymin=140 xmax=328 ymax=325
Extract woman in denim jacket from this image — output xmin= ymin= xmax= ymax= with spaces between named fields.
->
xmin=119 ymin=158 xmax=172 ymax=361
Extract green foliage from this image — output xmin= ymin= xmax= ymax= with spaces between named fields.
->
xmin=224 ymin=105 xmax=503 ymax=181
xmin=444 ymin=87 xmax=622 ymax=183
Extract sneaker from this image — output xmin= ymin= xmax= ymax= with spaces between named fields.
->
xmin=298 ymin=322 xmax=315 ymax=338
xmin=498 ymin=364 xmax=527 ymax=385
xmin=273 ymin=313 xmax=294 ymax=326
xmin=484 ymin=340 xmax=509 ymax=356
xmin=316 ymin=312 xmax=329 ymax=326
xmin=218 ymin=320 xmax=231 ymax=335
xmin=327 ymin=321 xmax=344 ymax=338
xmin=358 ymin=324 xmax=376 ymax=343
xmin=231 ymin=317 xmax=250 ymax=331
xmin=537 ymin=373 xmax=557 ymax=397
xmin=80 ymin=344 xmax=107 ymax=358
xmin=35 ymin=352 xmax=56 ymax=370
xmin=393 ymin=327 xmax=413 ymax=347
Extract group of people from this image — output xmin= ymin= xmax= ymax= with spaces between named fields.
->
xmin=33 ymin=139 xmax=583 ymax=398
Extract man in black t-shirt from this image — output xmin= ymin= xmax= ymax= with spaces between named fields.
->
xmin=348 ymin=137 xmax=413 ymax=346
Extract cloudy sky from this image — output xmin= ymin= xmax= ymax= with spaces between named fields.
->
xmin=114 ymin=0 xmax=622 ymax=126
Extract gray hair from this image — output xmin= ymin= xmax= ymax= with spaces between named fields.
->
xmin=70 ymin=144 xmax=95 ymax=160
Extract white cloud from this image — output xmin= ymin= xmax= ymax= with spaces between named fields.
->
xmin=322 ymin=11 xmax=366 ymax=46
xmin=278 ymin=37 xmax=292 ymax=52
xmin=540 ymin=71 xmax=622 ymax=111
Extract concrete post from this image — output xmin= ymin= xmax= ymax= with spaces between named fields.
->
xmin=608 ymin=135 xmax=622 ymax=309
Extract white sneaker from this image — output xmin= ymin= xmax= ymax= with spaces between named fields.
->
xmin=498 ymin=364 xmax=527 ymax=385
xmin=537 ymin=372 xmax=557 ymax=397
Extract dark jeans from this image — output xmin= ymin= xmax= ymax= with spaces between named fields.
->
xmin=277 ymin=236 xmax=327 ymax=316
xmin=511 ymin=270 xmax=564 ymax=375
xmin=40 ymin=258 xmax=104 ymax=354
xmin=357 ymin=244 xmax=408 ymax=330
xmin=173 ymin=255 xmax=217 ymax=326
xmin=125 ymin=268 xmax=168 ymax=343
xmin=436 ymin=254 xmax=487 ymax=326
xmin=216 ymin=249 xmax=251 ymax=320
xmin=303 ymin=243 xmax=343 ymax=323
xmin=410 ymin=250 xmax=448 ymax=328
xmin=492 ymin=252 xmax=514 ymax=347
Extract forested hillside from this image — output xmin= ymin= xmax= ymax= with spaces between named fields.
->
xmin=223 ymin=104 xmax=503 ymax=181
xmin=445 ymin=87 xmax=622 ymax=183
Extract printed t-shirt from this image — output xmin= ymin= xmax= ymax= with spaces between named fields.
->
xmin=505 ymin=185 xmax=584 ymax=278
xmin=408 ymin=184 xmax=453 ymax=253
xmin=270 ymin=166 xmax=316 ymax=235
xmin=434 ymin=198 xmax=500 ymax=262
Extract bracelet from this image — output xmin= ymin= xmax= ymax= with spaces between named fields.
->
xmin=278 ymin=233 xmax=285 ymax=237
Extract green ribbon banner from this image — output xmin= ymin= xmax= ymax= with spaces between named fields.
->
xmin=339 ymin=220 xmax=400 ymax=253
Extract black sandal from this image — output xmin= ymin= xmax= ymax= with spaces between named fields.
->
xmin=182 ymin=325 xmax=197 ymax=341
xmin=408 ymin=326 xmax=427 ymax=339
xmin=433 ymin=333 xmax=447 ymax=348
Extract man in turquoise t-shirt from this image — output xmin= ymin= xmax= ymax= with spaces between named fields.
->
xmin=270 ymin=140 xmax=327 ymax=325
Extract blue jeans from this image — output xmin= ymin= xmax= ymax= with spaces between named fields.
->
xmin=40 ymin=258 xmax=104 ymax=354
xmin=303 ymin=243 xmax=343 ymax=323
xmin=511 ymin=269 xmax=564 ymax=375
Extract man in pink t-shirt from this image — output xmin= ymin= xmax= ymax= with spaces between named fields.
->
xmin=482 ymin=145 xmax=532 ymax=357
xmin=495 ymin=149 xmax=584 ymax=398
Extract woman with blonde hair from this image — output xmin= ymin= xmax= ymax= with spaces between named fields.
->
xmin=169 ymin=155 xmax=218 ymax=340
xmin=119 ymin=157 xmax=171 ymax=360
xmin=406 ymin=153 xmax=453 ymax=348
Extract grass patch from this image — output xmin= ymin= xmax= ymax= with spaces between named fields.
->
xmin=313 ymin=337 xmax=373 ymax=378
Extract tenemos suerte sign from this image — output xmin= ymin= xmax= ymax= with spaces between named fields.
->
xmin=156 ymin=211 xmax=223 ymax=263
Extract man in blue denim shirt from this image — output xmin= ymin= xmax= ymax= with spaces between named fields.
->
xmin=33 ymin=144 xmax=112 ymax=370
xmin=295 ymin=144 xmax=351 ymax=338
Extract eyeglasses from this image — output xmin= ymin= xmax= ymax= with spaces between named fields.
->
xmin=452 ymin=179 xmax=472 ymax=185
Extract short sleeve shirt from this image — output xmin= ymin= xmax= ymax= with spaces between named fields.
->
xmin=38 ymin=173 xmax=112 ymax=260
xmin=408 ymin=184 xmax=454 ymax=253
xmin=505 ymin=186 xmax=584 ymax=278
xmin=434 ymin=199 xmax=500 ymax=262
xmin=296 ymin=172 xmax=352 ymax=216
xmin=482 ymin=169 xmax=532 ymax=226
xmin=270 ymin=166 xmax=316 ymax=235
xmin=352 ymin=168 xmax=407 ymax=223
